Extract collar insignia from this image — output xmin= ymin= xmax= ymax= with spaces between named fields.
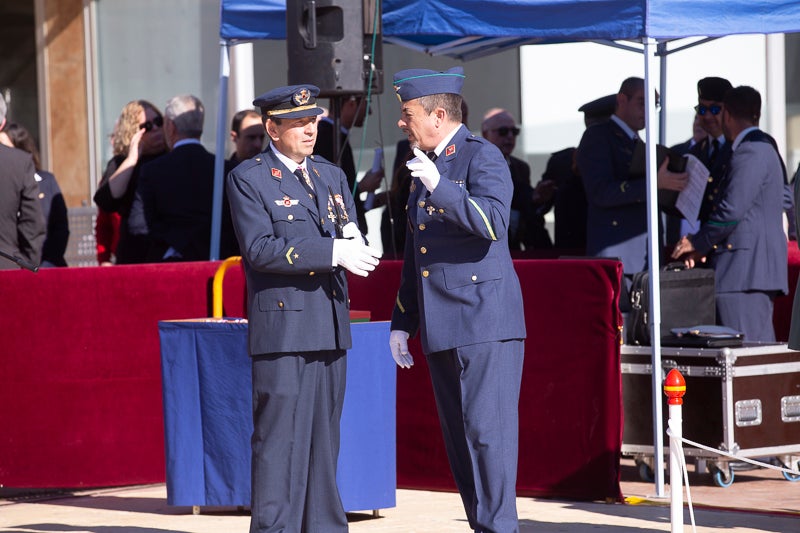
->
xmin=275 ymin=196 xmax=299 ymax=207
xmin=312 ymin=167 xmax=320 ymax=177
xmin=271 ymin=168 xmax=282 ymax=179
xmin=445 ymin=144 xmax=456 ymax=157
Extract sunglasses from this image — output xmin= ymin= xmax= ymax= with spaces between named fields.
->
xmin=140 ymin=115 xmax=164 ymax=132
xmin=694 ymin=104 xmax=722 ymax=116
xmin=492 ymin=126 xmax=520 ymax=137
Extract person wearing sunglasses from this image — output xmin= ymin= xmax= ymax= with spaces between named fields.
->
xmin=689 ymin=77 xmax=734 ymax=226
xmin=127 ymin=94 xmax=240 ymax=262
xmin=482 ymin=108 xmax=555 ymax=251
xmin=93 ymin=99 xmax=168 ymax=264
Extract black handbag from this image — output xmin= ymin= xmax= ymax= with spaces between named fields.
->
xmin=627 ymin=263 xmax=716 ymax=345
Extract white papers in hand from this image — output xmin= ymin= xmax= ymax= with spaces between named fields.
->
xmin=674 ymin=154 xmax=710 ymax=222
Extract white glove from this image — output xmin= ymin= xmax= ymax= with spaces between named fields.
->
xmin=332 ymin=238 xmax=381 ymax=277
xmin=342 ymin=221 xmax=362 ymax=241
xmin=407 ymin=148 xmax=440 ymax=192
xmin=389 ymin=330 xmax=413 ymax=368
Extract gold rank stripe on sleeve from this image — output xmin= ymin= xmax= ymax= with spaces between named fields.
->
xmin=395 ymin=294 xmax=406 ymax=314
xmin=467 ymin=198 xmax=497 ymax=241
xmin=285 ymin=246 xmax=295 ymax=265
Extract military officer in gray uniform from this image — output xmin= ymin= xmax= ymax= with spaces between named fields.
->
xmin=226 ymin=84 xmax=381 ymax=533
xmin=672 ymin=86 xmax=788 ymax=341
xmin=387 ymin=67 xmax=526 ymax=532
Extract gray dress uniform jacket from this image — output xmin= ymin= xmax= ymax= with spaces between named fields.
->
xmin=390 ymin=125 xmax=526 ymax=353
xmin=690 ymin=129 xmax=788 ymax=297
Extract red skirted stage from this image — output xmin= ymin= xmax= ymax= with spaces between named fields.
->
xmin=1 ymin=248 xmax=797 ymax=500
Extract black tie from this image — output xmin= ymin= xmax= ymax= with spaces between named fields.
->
xmin=709 ymin=139 xmax=720 ymax=166
xmin=426 ymin=151 xmax=438 ymax=162
xmin=294 ymin=166 xmax=316 ymax=200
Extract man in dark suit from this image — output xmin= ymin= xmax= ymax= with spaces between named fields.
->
xmin=388 ymin=67 xmax=526 ymax=532
xmin=314 ymin=95 xmax=383 ymax=232
xmin=542 ymin=93 xmax=617 ymax=251
xmin=129 ymin=94 xmax=239 ymax=261
xmin=576 ymin=77 xmax=687 ymax=325
xmin=226 ymin=84 xmax=380 ymax=533
xmin=481 ymin=108 xmax=554 ymax=251
xmin=672 ymin=86 xmax=788 ymax=341
xmin=0 ymin=97 xmax=45 ymax=270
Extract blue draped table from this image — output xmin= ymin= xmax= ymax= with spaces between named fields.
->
xmin=158 ymin=319 xmax=396 ymax=512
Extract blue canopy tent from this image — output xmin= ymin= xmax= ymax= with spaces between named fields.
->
xmin=213 ymin=0 xmax=800 ymax=495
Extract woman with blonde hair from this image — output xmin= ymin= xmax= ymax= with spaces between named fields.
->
xmin=93 ymin=99 xmax=167 ymax=264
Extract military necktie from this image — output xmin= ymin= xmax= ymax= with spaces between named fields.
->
xmin=294 ymin=166 xmax=316 ymax=200
xmin=709 ymin=139 xmax=720 ymax=166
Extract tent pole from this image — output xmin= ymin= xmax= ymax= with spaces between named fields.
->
xmin=658 ymin=41 xmax=667 ymax=145
xmin=210 ymin=39 xmax=231 ymax=261
xmin=643 ymin=37 xmax=666 ymax=498
xmin=766 ymin=34 xmax=787 ymax=163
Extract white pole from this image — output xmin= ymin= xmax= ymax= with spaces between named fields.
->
xmin=765 ymin=34 xmax=787 ymax=162
xmin=669 ymin=403 xmax=683 ymax=531
xmin=665 ymin=368 xmax=687 ymax=533
xmin=210 ymin=40 xmax=231 ymax=261
xmin=643 ymin=37 xmax=666 ymax=497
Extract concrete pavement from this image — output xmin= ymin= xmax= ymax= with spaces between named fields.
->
xmin=1 ymin=481 xmax=799 ymax=533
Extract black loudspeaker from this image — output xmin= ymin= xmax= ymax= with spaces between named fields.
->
xmin=287 ymin=0 xmax=383 ymax=97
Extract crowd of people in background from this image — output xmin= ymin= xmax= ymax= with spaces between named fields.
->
xmin=1 ymin=74 xmax=797 ymax=344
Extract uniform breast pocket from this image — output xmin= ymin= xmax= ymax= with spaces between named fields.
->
xmin=257 ymin=288 xmax=303 ymax=312
xmin=272 ymin=207 xmax=307 ymax=227
xmin=442 ymin=258 xmax=502 ymax=289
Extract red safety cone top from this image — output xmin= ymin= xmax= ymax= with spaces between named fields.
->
xmin=663 ymin=368 xmax=686 ymax=405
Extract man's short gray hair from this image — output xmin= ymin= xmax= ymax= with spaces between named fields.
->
xmin=165 ymin=94 xmax=204 ymax=138
xmin=0 ymin=95 xmax=7 ymax=123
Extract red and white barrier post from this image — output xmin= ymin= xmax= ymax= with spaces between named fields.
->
xmin=664 ymin=368 xmax=686 ymax=533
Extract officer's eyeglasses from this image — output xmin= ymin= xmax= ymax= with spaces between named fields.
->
xmin=492 ymin=127 xmax=520 ymax=137
xmin=694 ymin=104 xmax=722 ymax=116
xmin=140 ymin=116 xmax=164 ymax=132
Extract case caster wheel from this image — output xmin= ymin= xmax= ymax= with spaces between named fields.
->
xmin=712 ymin=467 xmax=734 ymax=488
xmin=782 ymin=470 xmax=800 ymax=482
xmin=777 ymin=457 xmax=800 ymax=482
xmin=636 ymin=460 xmax=654 ymax=482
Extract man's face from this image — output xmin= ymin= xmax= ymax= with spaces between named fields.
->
xmin=397 ymin=99 xmax=438 ymax=151
xmin=268 ymin=116 xmax=318 ymax=163
xmin=696 ymin=98 xmax=724 ymax=138
xmin=482 ymin=112 xmax=518 ymax=158
xmin=232 ymin=115 xmax=266 ymax=161
xmin=617 ymin=87 xmax=646 ymax=132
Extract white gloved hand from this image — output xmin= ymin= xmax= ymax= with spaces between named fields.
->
xmin=389 ymin=330 xmax=413 ymax=368
xmin=332 ymin=238 xmax=381 ymax=277
xmin=342 ymin=221 xmax=362 ymax=241
xmin=407 ymin=148 xmax=440 ymax=192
